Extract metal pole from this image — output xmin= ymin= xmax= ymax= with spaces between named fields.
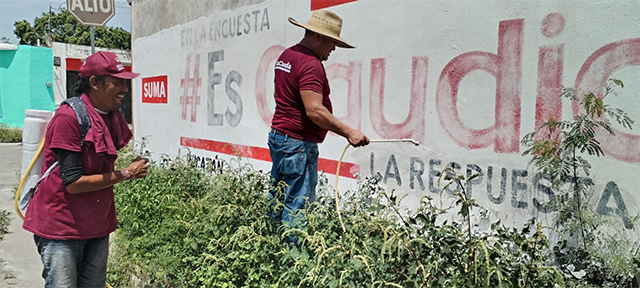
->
xmin=90 ymin=26 xmax=95 ymax=54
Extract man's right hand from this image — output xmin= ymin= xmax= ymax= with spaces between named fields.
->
xmin=347 ymin=130 xmax=370 ymax=147
xmin=125 ymin=156 xmax=149 ymax=179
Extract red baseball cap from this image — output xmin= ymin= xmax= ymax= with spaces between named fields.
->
xmin=78 ymin=51 xmax=140 ymax=79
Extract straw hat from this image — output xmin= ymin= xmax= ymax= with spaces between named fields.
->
xmin=288 ymin=10 xmax=355 ymax=49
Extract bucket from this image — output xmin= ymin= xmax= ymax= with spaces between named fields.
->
xmin=19 ymin=109 xmax=53 ymax=206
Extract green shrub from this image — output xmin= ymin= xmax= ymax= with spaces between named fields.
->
xmin=108 ymin=152 xmax=569 ymax=288
xmin=0 ymin=124 xmax=22 ymax=143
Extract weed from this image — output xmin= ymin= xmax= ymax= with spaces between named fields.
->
xmin=0 ymin=124 xmax=22 ymax=143
xmin=108 ymin=153 xmax=565 ymax=287
xmin=0 ymin=210 xmax=10 ymax=241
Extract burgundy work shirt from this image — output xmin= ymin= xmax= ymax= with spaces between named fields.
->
xmin=271 ymin=44 xmax=332 ymax=143
xmin=23 ymin=94 xmax=130 ymax=240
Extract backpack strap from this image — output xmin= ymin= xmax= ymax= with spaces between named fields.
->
xmin=61 ymin=96 xmax=91 ymax=146
xmin=38 ymin=162 xmax=59 ymax=183
xmin=18 ymin=161 xmax=59 ymax=211
xmin=19 ymin=97 xmax=92 ymax=211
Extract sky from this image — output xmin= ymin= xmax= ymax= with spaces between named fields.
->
xmin=0 ymin=0 xmax=131 ymax=44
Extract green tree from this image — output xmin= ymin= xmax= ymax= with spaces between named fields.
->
xmin=521 ymin=79 xmax=633 ymax=244
xmin=521 ymin=79 xmax=639 ymax=286
xmin=13 ymin=9 xmax=130 ymax=50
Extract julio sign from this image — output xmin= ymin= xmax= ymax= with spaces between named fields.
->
xmin=67 ymin=0 xmax=115 ymax=26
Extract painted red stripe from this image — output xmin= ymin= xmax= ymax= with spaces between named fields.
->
xmin=180 ymin=136 xmax=359 ymax=179
xmin=311 ymin=0 xmax=358 ymax=10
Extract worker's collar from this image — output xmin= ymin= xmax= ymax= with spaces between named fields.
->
xmin=95 ymin=108 xmax=108 ymax=115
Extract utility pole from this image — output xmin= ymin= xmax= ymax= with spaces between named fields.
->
xmin=90 ymin=26 xmax=95 ymax=54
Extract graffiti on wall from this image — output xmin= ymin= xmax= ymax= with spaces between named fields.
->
xmin=178 ymin=7 xmax=271 ymax=125
xmin=174 ymin=13 xmax=640 ymax=160
xmin=261 ymin=15 xmax=640 ymax=162
xmin=181 ymin=8 xmax=270 ymax=48
xmin=369 ymin=151 xmax=633 ymax=229
xmin=179 ymin=54 xmax=202 ymax=122
xmin=135 ymin=4 xmax=640 ymax=230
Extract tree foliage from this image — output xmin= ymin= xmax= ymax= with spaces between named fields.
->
xmin=521 ymin=79 xmax=633 ymax=189
xmin=13 ymin=9 xmax=130 ymax=50
xmin=521 ymin=79 xmax=639 ymax=287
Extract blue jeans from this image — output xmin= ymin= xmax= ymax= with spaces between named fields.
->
xmin=268 ymin=132 xmax=319 ymax=233
xmin=34 ymin=235 xmax=109 ymax=288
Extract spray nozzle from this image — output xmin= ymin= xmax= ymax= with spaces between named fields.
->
xmin=370 ymin=138 xmax=420 ymax=146
xmin=405 ymin=139 xmax=420 ymax=146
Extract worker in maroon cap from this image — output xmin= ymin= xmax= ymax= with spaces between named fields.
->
xmin=23 ymin=51 xmax=149 ymax=287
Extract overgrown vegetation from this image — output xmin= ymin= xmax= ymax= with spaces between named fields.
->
xmin=521 ymin=79 xmax=639 ymax=287
xmin=0 ymin=124 xmax=22 ymax=143
xmin=107 ymin=146 xmax=593 ymax=287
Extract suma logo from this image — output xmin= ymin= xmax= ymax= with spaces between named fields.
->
xmin=142 ymin=75 xmax=168 ymax=104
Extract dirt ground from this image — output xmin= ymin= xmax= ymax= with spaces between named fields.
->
xmin=0 ymin=143 xmax=44 ymax=288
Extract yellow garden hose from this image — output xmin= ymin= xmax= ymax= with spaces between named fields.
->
xmin=334 ymin=138 xmax=421 ymax=233
xmin=14 ymin=138 xmax=45 ymax=220
xmin=13 ymin=136 xmax=114 ymax=288
xmin=334 ymin=143 xmax=351 ymax=233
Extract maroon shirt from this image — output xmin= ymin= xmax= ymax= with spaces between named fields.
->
xmin=23 ymin=94 xmax=131 ymax=240
xmin=271 ymin=44 xmax=332 ymax=143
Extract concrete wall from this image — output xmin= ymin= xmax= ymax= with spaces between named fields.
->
xmin=131 ymin=0 xmax=266 ymax=40
xmin=130 ymin=0 xmax=640 ymax=235
xmin=0 ymin=45 xmax=55 ymax=128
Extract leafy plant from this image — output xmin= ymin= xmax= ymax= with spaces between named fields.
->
xmin=521 ymin=79 xmax=639 ymax=287
xmin=438 ymin=168 xmax=564 ymax=288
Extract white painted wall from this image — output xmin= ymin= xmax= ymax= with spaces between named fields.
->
xmin=52 ymin=42 xmax=131 ymax=104
xmin=130 ymin=0 xmax=640 ymax=236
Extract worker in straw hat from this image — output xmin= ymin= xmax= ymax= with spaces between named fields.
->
xmin=267 ymin=9 xmax=369 ymax=245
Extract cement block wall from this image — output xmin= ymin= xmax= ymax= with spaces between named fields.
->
xmin=129 ymin=0 xmax=640 ymax=237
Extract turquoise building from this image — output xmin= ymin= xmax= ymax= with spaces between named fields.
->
xmin=0 ymin=44 xmax=55 ymax=128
